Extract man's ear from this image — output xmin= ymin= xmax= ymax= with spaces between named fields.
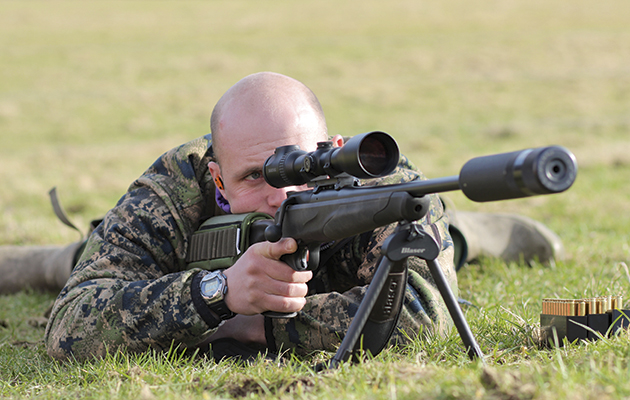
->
xmin=330 ymin=134 xmax=344 ymax=148
xmin=208 ymin=161 xmax=225 ymax=193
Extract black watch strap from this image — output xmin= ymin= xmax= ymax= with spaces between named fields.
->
xmin=208 ymin=293 xmax=235 ymax=321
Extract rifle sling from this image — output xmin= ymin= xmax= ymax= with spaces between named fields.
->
xmin=187 ymin=226 xmax=240 ymax=263
xmin=186 ymin=212 xmax=273 ymax=271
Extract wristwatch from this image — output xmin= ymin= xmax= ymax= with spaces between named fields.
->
xmin=199 ymin=270 xmax=235 ymax=321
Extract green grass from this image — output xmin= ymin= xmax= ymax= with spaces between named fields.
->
xmin=1 ymin=0 xmax=630 ymax=398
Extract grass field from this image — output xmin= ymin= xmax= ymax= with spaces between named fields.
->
xmin=1 ymin=1 xmax=630 ymax=398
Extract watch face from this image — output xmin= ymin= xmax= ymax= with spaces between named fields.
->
xmin=201 ymin=276 xmax=221 ymax=298
xmin=199 ymin=270 xmax=234 ymax=321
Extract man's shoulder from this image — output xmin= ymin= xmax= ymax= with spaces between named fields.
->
xmin=144 ymin=134 xmax=215 ymax=181
xmin=165 ymin=133 xmax=215 ymax=166
xmin=124 ymin=133 xmax=217 ymax=215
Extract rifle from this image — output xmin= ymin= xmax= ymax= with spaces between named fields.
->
xmin=191 ymin=131 xmax=577 ymax=367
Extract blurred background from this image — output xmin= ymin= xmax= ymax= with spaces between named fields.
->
xmin=0 ymin=0 xmax=628 ymax=271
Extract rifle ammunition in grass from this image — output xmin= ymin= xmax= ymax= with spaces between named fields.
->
xmin=541 ymin=294 xmax=630 ymax=346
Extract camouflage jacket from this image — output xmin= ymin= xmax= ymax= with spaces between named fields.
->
xmin=45 ymin=134 xmax=457 ymax=361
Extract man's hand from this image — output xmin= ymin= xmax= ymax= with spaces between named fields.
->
xmin=222 ymin=238 xmax=312 ymax=316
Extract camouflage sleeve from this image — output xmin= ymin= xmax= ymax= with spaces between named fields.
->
xmin=45 ymin=135 xmax=221 ymax=361
xmin=268 ymin=155 xmax=457 ymax=354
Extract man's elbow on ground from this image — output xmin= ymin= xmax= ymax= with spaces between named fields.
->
xmin=45 ymin=328 xmax=78 ymax=361
xmin=45 ymin=317 xmax=104 ymax=362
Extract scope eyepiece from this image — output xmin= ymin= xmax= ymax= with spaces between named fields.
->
xmin=263 ymin=131 xmax=400 ymax=188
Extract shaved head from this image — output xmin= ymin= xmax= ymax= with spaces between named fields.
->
xmin=210 ymin=72 xmax=327 ymax=162
xmin=207 ymin=72 xmax=333 ymax=215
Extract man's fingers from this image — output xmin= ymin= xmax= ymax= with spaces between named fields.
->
xmin=253 ymin=238 xmax=311 ymax=267
xmin=223 ymin=239 xmax=311 ymax=315
xmin=267 ymin=265 xmax=312 ymax=284
xmin=263 ymin=295 xmax=307 ymax=315
xmin=260 ymin=237 xmax=298 ymax=260
xmin=252 ymin=239 xmax=313 ymax=282
xmin=264 ymin=280 xmax=309 ymax=298
xmin=225 ymin=281 xmax=308 ymax=315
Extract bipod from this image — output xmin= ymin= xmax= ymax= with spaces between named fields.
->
xmin=319 ymin=220 xmax=484 ymax=371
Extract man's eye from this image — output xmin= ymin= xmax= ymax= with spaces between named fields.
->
xmin=245 ymin=171 xmax=262 ymax=181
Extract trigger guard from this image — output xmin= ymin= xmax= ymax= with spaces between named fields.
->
xmin=281 ymin=244 xmax=321 ymax=271
xmin=281 ymin=247 xmax=309 ymax=271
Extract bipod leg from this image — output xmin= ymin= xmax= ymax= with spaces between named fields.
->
xmin=426 ymin=258 xmax=485 ymax=362
xmin=381 ymin=222 xmax=484 ymax=362
xmin=323 ymin=251 xmax=398 ymax=370
xmin=320 ymin=225 xmax=411 ymax=371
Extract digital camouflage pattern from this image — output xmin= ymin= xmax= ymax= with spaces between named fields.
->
xmin=45 ymin=134 xmax=456 ymax=361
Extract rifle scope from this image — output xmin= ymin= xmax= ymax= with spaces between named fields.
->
xmin=263 ymin=131 xmax=400 ymax=188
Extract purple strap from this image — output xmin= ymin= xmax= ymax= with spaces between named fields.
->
xmin=215 ymin=188 xmax=231 ymax=214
